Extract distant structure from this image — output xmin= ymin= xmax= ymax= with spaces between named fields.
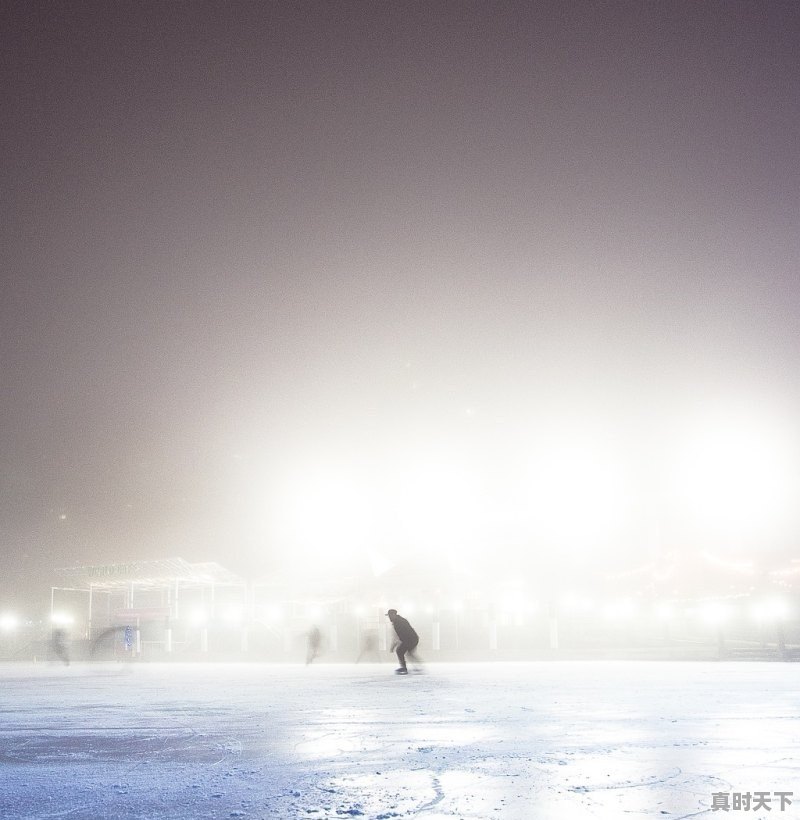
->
xmin=52 ymin=558 xmax=247 ymax=657
xmin=40 ymin=552 xmax=800 ymax=662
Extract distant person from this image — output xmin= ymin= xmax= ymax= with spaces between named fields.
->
xmin=50 ymin=628 xmax=70 ymax=666
xmin=386 ymin=609 xmax=420 ymax=675
xmin=306 ymin=625 xmax=322 ymax=665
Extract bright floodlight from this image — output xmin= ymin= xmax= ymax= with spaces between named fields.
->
xmin=0 ymin=613 xmax=19 ymax=632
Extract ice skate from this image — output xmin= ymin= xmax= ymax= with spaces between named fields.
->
xmin=394 ymin=667 xmax=409 ymax=675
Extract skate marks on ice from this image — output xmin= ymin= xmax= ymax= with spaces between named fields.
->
xmin=1 ymin=661 xmax=799 ymax=819
xmin=262 ymin=663 xmax=800 ymax=819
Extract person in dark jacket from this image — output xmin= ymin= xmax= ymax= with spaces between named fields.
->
xmin=50 ymin=628 xmax=70 ymax=666
xmin=386 ymin=609 xmax=420 ymax=674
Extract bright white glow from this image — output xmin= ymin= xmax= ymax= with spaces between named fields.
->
xmin=352 ymin=604 xmax=366 ymax=618
xmin=256 ymin=448 xmax=489 ymax=567
xmin=0 ymin=613 xmax=19 ymax=632
xmin=263 ymin=605 xmax=284 ymax=624
xmin=229 ymin=398 xmax=800 ymax=580
xmin=367 ymin=551 xmax=395 ymax=577
xmin=222 ymin=606 xmax=243 ymax=625
xmin=602 ymin=600 xmax=637 ymax=620
xmin=306 ymin=604 xmax=323 ymax=621
xmin=387 ymin=455 xmax=484 ymax=558
xmin=499 ymin=593 xmax=537 ymax=615
xmin=269 ymin=465 xmax=377 ymax=567
xmin=750 ymin=598 xmax=791 ymax=623
xmin=451 ymin=600 xmax=464 ymax=613
xmin=50 ymin=612 xmax=74 ymax=626
xmin=700 ymin=551 xmax=755 ymax=576
xmin=521 ymin=428 xmax=632 ymax=553
xmin=653 ymin=602 xmax=675 ymax=621
xmin=400 ymin=601 xmax=416 ymax=615
xmin=699 ymin=601 xmax=731 ymax=626
xmin=668 ymin=405 xmax=800 ymax=543
xmin=499 ymin=594 xmax=523 ymax=614
xmin=560 ymin=594 xmax=594 ymax=614
xmin=188 ymin=609 xmax=207 ymax=627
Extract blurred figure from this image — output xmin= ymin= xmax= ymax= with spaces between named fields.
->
xmin=306 ymin=625 xmax=322 ymax=665
xmin=89 ymin=625 xmax=139 ymax=660
xmin=90 ymin=626 xmax=121 ymax=659
xmin=50 ymin=628 xmax=70 ymax=666
xmin=356 ymin=631 xmax=380 ymax=663
xmin=386 ymin=609 xmax=420 ymax=675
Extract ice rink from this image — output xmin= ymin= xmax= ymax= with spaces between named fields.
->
xmin=1 ymin=661 xmax=797 ymax=819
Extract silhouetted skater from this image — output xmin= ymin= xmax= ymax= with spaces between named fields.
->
xmin=306 ymin=625 xmax=322 ymax=665
xmin=386 ymin=609 xmax=420 ymax=674
xmin=50 ymin=628 xmax=70 ymax=666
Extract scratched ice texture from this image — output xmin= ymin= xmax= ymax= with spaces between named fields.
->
xmin=0 ymin=662 xmax=797 ymax=819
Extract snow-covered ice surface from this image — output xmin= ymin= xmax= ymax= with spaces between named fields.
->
xmin=1 ymin=661 xmax=798 ymax=819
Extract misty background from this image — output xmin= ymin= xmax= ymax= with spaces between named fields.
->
xmin=3 ymin=1 xmax=800 ymax=609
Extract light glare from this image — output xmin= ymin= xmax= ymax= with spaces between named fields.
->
xmin=0 ymin=613 xmax=19 ymax=631
xmin=188 ymin=609 xmax=208 ymax=627
xmin=699 ymin=601 xmax=731 ymax=626
xmin=751 ymin=598 xmax=791 ymax=623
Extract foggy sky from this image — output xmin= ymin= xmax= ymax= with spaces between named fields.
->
xmin=3 ymin=1 xmax=800 ymax=608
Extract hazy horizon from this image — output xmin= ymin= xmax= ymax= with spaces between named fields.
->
xmin=3 ymin=1 xmax=800 ymax=609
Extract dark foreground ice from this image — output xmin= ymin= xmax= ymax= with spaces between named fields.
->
xmin=0 ymin=661 xmax=797 ymax=819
